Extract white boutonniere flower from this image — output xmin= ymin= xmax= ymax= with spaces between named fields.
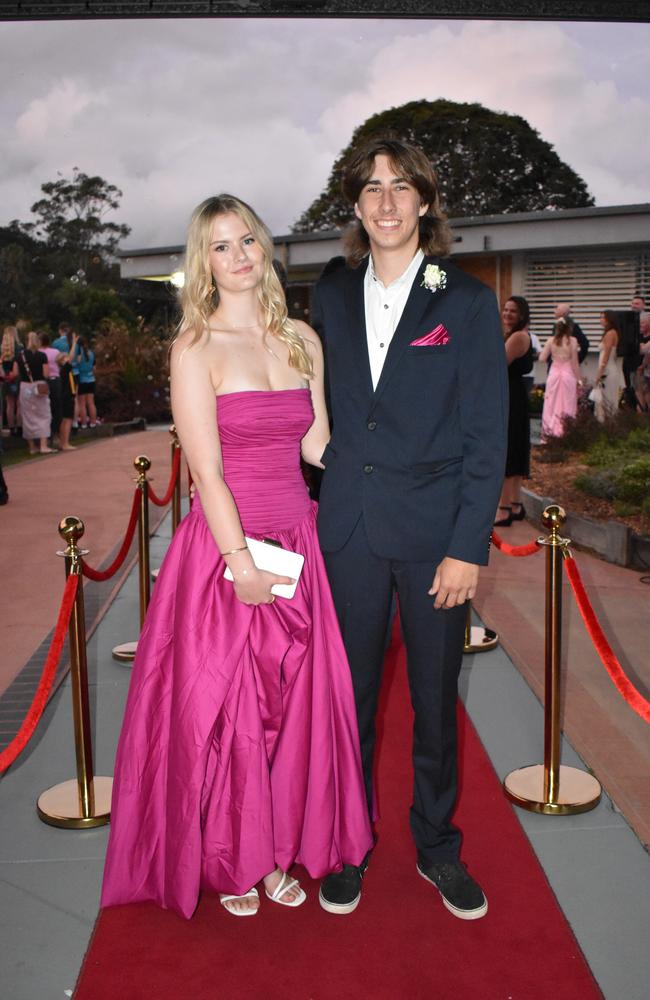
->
xmin=421 ymin=264 xmax=447 ymax=293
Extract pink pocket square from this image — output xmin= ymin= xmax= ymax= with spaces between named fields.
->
xmin=409 ymin=324 xmax=450 ymax=347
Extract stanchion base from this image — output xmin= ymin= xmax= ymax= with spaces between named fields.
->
xmin=37 ymin=777 xmax=113 ymax=829
xmin=504 ymin=764 xmax=601 ymax=815
xmin=111 ymin=641 xmax=138 ymax=662
xmin=464 ymin=626 xmax=499 ymax=654
xmin=151 ymin=567 xmax=159 ymax=582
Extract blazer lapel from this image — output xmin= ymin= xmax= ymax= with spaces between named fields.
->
xmin=372 ymin=256 xmax=443 ymax=406
xmin=344 ymin=260 xmax=374 ymax=400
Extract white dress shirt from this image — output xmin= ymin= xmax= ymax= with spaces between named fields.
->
xmin=364 ymin=249 xmax=424 ymax=389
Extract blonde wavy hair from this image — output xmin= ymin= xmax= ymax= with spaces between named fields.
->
xmin=1 ymin=327 xmax=17 ymax=362
xmin=178 ymin=194 xmax=313 ymax=379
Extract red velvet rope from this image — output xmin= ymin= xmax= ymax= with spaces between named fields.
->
xmin=0 ymin=574 xmax=79 ymax=774
xmin=81 ymin=488 xmax=140 ymax=581
xmin=564 ymin=556 xmax=650 ymax=723
xmin=492 ymin=531 xmax=542 ymax=557
xmin=149 ymin=447 xmax=181 ymax=507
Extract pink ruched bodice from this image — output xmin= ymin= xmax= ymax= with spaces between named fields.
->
xmin=213 ymin=388 xmax=313 ymax=532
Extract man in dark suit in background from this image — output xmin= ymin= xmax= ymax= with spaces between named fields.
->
xmin=312 ymin=138 xmax=508 ymax=920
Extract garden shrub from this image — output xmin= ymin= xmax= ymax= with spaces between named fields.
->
xmin=574 ymin=470 xmax=619 ymax=500
xmin=550 ymin=408 xmax=602 ymax=452
xmin=585 ymin=426 xmax=650 ymax=468
xmin=572 ymin=420 xmax=650 ymax=516
xmin=615 ymin=459 xmax=650 ymax=505
xmin=94 ymin=319 xmax=172 ymax=423
xmin=614 ymin=501 xmax=639 ymax=518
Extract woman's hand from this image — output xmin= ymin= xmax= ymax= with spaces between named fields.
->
xmin=232 ymin=566 xmax=294 ymax=605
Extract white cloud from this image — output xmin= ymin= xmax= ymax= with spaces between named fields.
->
xmin=318 ymin=20 xmax=650 ymax=208
xmin=0 ymin=18 xmax=648 ymax=249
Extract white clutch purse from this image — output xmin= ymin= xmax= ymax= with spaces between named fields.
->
xmin=223 ymin=537 xmax=304 ymax=599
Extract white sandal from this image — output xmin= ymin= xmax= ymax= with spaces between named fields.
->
xmin=219 ymin=887 xmax=259 ymax=916
xmin=264 ymin=871 xmax=306 ymax=908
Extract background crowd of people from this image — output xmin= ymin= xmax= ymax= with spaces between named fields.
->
xmin=0 ymin=321 xmax=99 ymax=451
xmin=494 ymin=292 xmax=649 ymax=527
xmin=1 ymin=291 xmax=647 ymax=517
xmin=0 ymin=320 xmax=100 ymax=505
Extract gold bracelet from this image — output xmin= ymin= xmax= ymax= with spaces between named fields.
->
xmin=222 ymin=544 xmax=248 ymax=556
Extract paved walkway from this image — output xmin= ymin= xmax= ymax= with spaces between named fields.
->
xmin=0 ymin=436 xmax=648 ymax=998
xmin=2 ymin=434 xmax=648 ymax=835
xmin=0 ymin=429 xmax=178 ymax=696
xmin=474 ymin=515 xmax=650 ymax=847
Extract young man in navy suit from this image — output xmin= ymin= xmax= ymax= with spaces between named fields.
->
xmin=312 ymin=138 xmax=508 ymax=920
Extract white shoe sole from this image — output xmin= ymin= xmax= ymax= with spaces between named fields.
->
xmin=318 ymin=887 xmax=361 ymax=914
xmin=417 ymin=865 xmax=488 ymax=920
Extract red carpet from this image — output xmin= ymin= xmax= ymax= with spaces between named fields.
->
xmin=75 ymin=635 xmax=601 ymax=1000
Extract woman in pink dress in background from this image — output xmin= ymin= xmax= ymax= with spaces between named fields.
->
xmin=539 ymin=316 xmax=581 ymax=440
xmin=101 ymin=194 xmax=372 ymax=919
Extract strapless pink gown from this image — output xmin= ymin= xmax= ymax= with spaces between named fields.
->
xmin=101 ymin=389 xmax=372 ymax=919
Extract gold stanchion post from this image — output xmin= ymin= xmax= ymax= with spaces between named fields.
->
xmin=37 ymin=517 xmax=112 ymax=828
xmin=112 ymin=455 xmax=151 ymax=662
xmin=503 ymin=505 xmax=602 ymax=815
xmin=171 ymin=424 xmax=181 ymax=535
xmin=463 ymin=601 xmax=498 ymax=654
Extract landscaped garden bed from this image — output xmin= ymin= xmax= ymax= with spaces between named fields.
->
xmin=524 ymin=409 xmax=650 ymax=565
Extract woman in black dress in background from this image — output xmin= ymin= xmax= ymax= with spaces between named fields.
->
xmin=495 ymin=296 xmax=534 ymax=527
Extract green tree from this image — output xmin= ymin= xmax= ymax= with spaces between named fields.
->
xmin=0 ymin=222 xmax=51 ymax=323
xmin=293 ymin=100 xmax=594 ymax=232
xmin=23 ymin=167 xmax=131 ymax=276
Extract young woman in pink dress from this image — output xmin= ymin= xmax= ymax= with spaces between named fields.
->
xmin=539 ymin=316 xmax=581 ymax=440
xmin=101 ymin=195 xmax=372 ymax=918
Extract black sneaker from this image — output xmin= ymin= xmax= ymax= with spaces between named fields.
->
xmin=417 ymin=860 xmax=488 ymax=920
xmin=319 ymin=858 xmax=368 ymax=914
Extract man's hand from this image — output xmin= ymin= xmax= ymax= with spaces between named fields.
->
xmin=428 ymin=557 xmax=479 ymax=610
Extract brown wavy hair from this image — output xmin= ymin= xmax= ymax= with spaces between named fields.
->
xmin=341 ymin=137 xmax=453 ymax=267
xmin=552 ymin=315 xmax=574 ymax=345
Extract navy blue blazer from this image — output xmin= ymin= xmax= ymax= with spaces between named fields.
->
xmin=311 ymin=255 xmax=508 ymax=566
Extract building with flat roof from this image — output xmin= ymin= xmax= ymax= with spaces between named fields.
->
xmin=120 ymin=202 xmax=650 ymax=355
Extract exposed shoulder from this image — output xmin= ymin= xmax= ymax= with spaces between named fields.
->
xmin=169 ymin=327 xmax=211 ymax=372
xmin=508 ymin=329 xmax=530 ymax=353
xmin=293 ymin=319 xmax=323 ymax=356
xmin=293 ymin=318 xmax=319 ymax=344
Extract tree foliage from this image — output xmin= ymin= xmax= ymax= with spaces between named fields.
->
xmin=24 ymin=167 xmax=131 ymax=272
xmin=0 ymin=169 xmax=172 ymax=336
xmin=293 ymin=100 xmax=594 ymax=233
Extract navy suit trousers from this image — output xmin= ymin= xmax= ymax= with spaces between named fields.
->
xmin=323 ymin=515 xmax=466 ymax=863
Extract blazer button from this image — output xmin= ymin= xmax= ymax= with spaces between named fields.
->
xmin=367 ymin=420 xmax=377 ymax=431
xmin=363 ymin=464 xmax=374 ymax=474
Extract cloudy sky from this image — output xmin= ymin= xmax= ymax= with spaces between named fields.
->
xmin=1 ymin=17 xmax=649 ymax=250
